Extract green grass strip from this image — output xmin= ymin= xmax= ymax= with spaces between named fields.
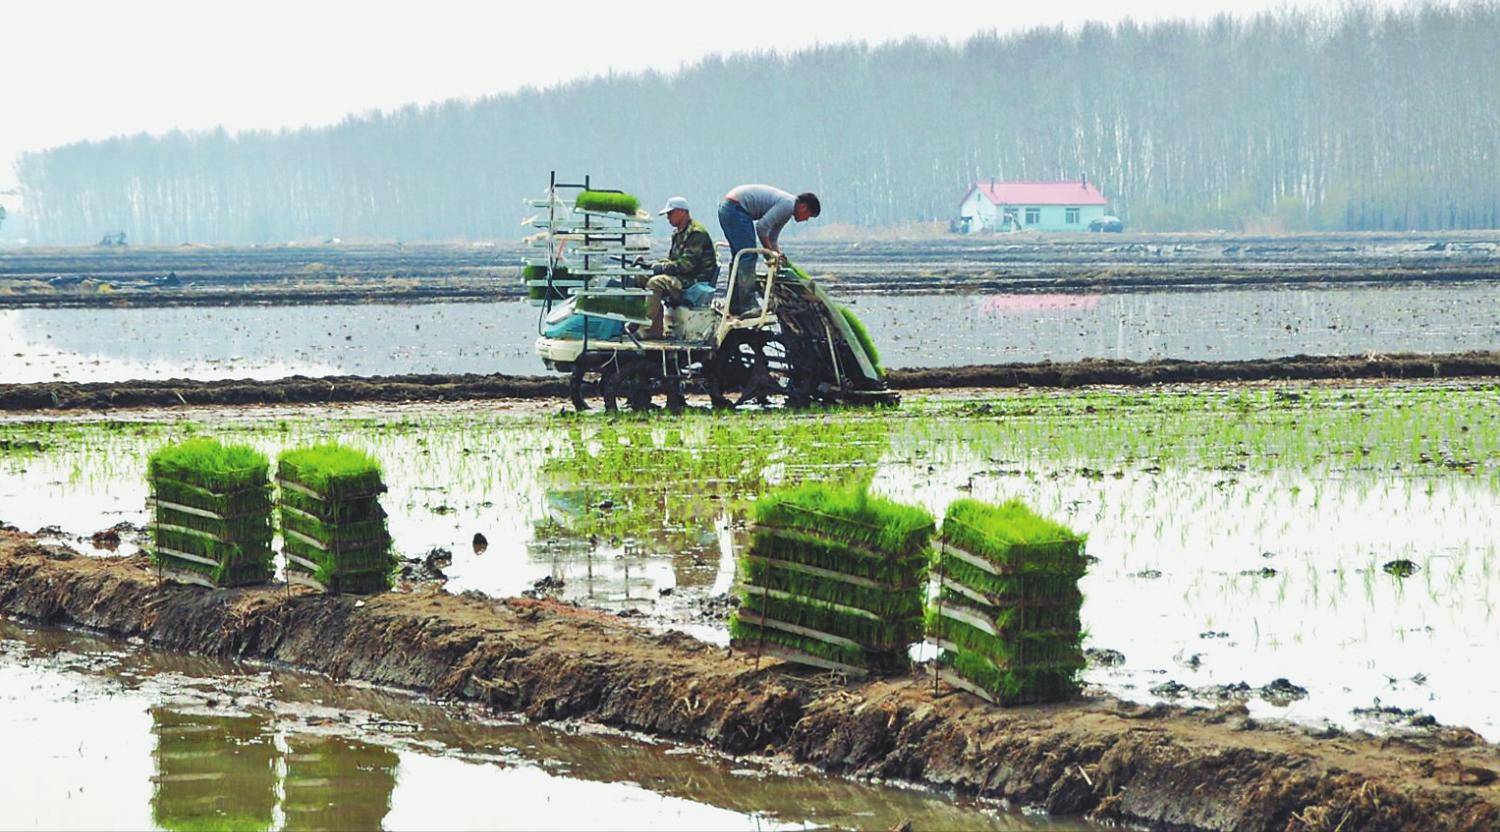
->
xmin=277 ymin=444 xmax=385 ymax=499
xmin=753 ymin=482 xmax=933 ymax=557
xmin=148 ymin=438 xmax=269 ymax=493
xmin=942 ymin=499 xmax=1087 ymax=573
xmin=837 ymin=304 xmax=882 ymax=377
xmin=739 ymin=591 xmax=922 ymax=649
xmin=574 ymin=190 xmax=641 ymax=215
xmin=739 ymin=556 xmax=923 ymax=618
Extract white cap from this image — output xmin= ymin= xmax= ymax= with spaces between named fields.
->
xmin=657 ymin=196 xmax=691 ymax=215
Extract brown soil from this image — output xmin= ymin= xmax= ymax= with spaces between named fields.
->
xmin=3 ymin=352 xmax=1496 ymax=412
xmin=1 ymin=530 xmax=1496 ymax=832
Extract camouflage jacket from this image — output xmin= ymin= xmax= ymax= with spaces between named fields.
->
xmin=653 ymin=219 xmax=719 ymax=287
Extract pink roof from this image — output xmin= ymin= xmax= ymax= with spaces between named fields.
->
xmin=966 ymin=180 xmax=1108 ymax=206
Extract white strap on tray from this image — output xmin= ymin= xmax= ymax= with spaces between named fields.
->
xmin=735 ymin=584 xmax=883 ymax=621
xmin=743 ymin=554 xmax=885 ymax=590
xmin=733 ymin=609 xmax=865 ymax=649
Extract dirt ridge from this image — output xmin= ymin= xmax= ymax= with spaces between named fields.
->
xmin=2 ymin=351 xmax=1497 ymax=412
xmin=1 ymin=533 xmax=1496 ymax=832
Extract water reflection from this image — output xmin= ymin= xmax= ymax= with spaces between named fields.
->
xmin=0 ymin=622 xmax=1082 ymax=831
xmin=283 ymin=734 xmax=399 ymax=831
xmin=151 ymin=709 xmax=278 ymax=832
xmin=7 ymin=284 xmax=1500 ymax=382
xmin=151 ymin=709 xmax=399 ymax=832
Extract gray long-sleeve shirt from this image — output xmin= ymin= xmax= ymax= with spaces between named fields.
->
xmin=726 ymin=184 xmax=796 ymax=247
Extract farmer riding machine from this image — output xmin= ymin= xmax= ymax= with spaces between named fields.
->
xmin=527 ymin=174 xmax=896 ymax=412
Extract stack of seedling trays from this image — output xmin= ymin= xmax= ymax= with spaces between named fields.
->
xmin=928 ymin=498 xmax=1088 ymax=705
xmin=524 ymin=186 xmax=654 ymax=325
xmin=148 ymin=438 xmax=275 ymax=589
xmin=729 ymin=482 xmax=933 ymax=676
xmin=276 ymin=444 xmax=394 ymax=594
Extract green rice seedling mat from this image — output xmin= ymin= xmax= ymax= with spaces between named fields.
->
xmin=279 ymin=488 xmax=384 ymax=524
xmin=940 ymin=499 xmax=1088 ymax=576
xmin=936 ymin=649 xmax=1080 ymax=706
xmin=934 ymin=555 xmax=1085 ymax=606
xmin=739 ymin=555 xmax=924 ymax=619
xmin=926 ymin=610 xmax=1085 ymax=670
xmin=151 ymin=478 xmax=271 ymax=519
xmin=753 ymin=483 xmax=934 ymax=558
xmin=747 ymin=526 xmax=929 ymax=586
xmin=286 ymin=566 xmax=393 ymax=595
xmin=148 ymin=438 xmax=274 ymax=588
xmin=148 ymin=438 xmax=269 ymax=494
xmin=283 ymin=539 xmax=394 ymax=575
xmin=729 ymin=613 xmax=907 ymax=676
xmin=572 ymin=190 xmax=642 ymax=216
xmin=931 ymin=584 xmax=1083 ymax=635
xmin=281 ymin=512 xmax=389 ymax=553
xmin=153 ymin=553 xmax=273 ymax=589
xmin=277 ymin=445 xmax=386 ymax=501
xmin=573 ymin=290 xmax=653 ymax=324
xmin=738 ymin=587 xmax=922 ymax=650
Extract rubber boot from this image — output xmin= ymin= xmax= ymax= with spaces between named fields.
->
xmin=642 ymin=294 xmax=666 ymax=340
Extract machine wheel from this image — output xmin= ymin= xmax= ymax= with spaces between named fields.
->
xmin=569 ymin=362 xmax=621 ymax=413
xmin=607 ymin=353 xmax=689 ymax=413
xmin=709 ymin=330 xmax=792 ymax=408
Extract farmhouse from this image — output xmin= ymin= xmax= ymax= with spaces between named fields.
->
xmin=956 ymin=179 xmax=1109 ymax=233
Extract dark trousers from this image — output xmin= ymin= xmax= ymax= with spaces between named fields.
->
xmin=717 ymin=199 xmax=760 ymax=313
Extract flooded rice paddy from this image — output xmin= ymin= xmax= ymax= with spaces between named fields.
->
xmin=0 ymin=621 xmax=1072 ymax=830
xmin=1 ymin=382 xmax=1498 ymax=744
xmin=4 ymin=283 xmax=1500 ymax=383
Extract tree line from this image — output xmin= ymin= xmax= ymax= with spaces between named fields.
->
xmin=15 ymin=2 xmax=1500 ymax=244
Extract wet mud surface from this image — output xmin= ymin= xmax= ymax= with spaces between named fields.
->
xmin=3 ymin=231 xmax=1499 ymax=308
xmin=2 ymin=530 xmax=1497 ymax=832
xmin=2 ymin=350 xmax=1496 ymax=412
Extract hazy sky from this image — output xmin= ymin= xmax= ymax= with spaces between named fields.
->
xmin=1 ymin=0 xmax=1399 ymax=199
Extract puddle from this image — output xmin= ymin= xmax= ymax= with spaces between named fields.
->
xmin=0 ymin=621 xmax=1078 ymax=831
xmin=5 ymin=283 xmax=1500 ymax=382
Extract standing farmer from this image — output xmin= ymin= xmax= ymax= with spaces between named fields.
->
xmin=717 ymin=185 xmax=820 ymax=314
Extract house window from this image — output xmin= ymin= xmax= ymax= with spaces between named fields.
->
xmin=1066 ymin=208 xmax=1080 ymax=224
xmin=1025 ymin=207 xmax=1041 ymax=225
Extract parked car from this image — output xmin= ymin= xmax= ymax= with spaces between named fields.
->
xmin=1089 ymin=215 xmax=1124 ymax=232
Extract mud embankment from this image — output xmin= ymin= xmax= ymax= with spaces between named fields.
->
xmin=1 ymin=532 xmax=1496 ymax=832
xmin=2 ymin=351 xmax=1498 ymax=412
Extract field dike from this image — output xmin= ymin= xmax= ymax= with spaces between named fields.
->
xmin=3 ymin=351 xmax=1499 ymax=411
xmin=2 ymin=531 xmax=1496 ymax=832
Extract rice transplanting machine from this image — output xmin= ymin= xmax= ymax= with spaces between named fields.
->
xmin=525 ymin=173 xmax=897 ymax=412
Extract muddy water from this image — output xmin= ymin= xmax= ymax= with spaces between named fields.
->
xmin=4 ymin=282 xmax=1500 ymax=383
xmin=0 ymin=621 xmax=1083 ymax=831
xmin=1 ymin=386 xmax=1497 ymax=745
